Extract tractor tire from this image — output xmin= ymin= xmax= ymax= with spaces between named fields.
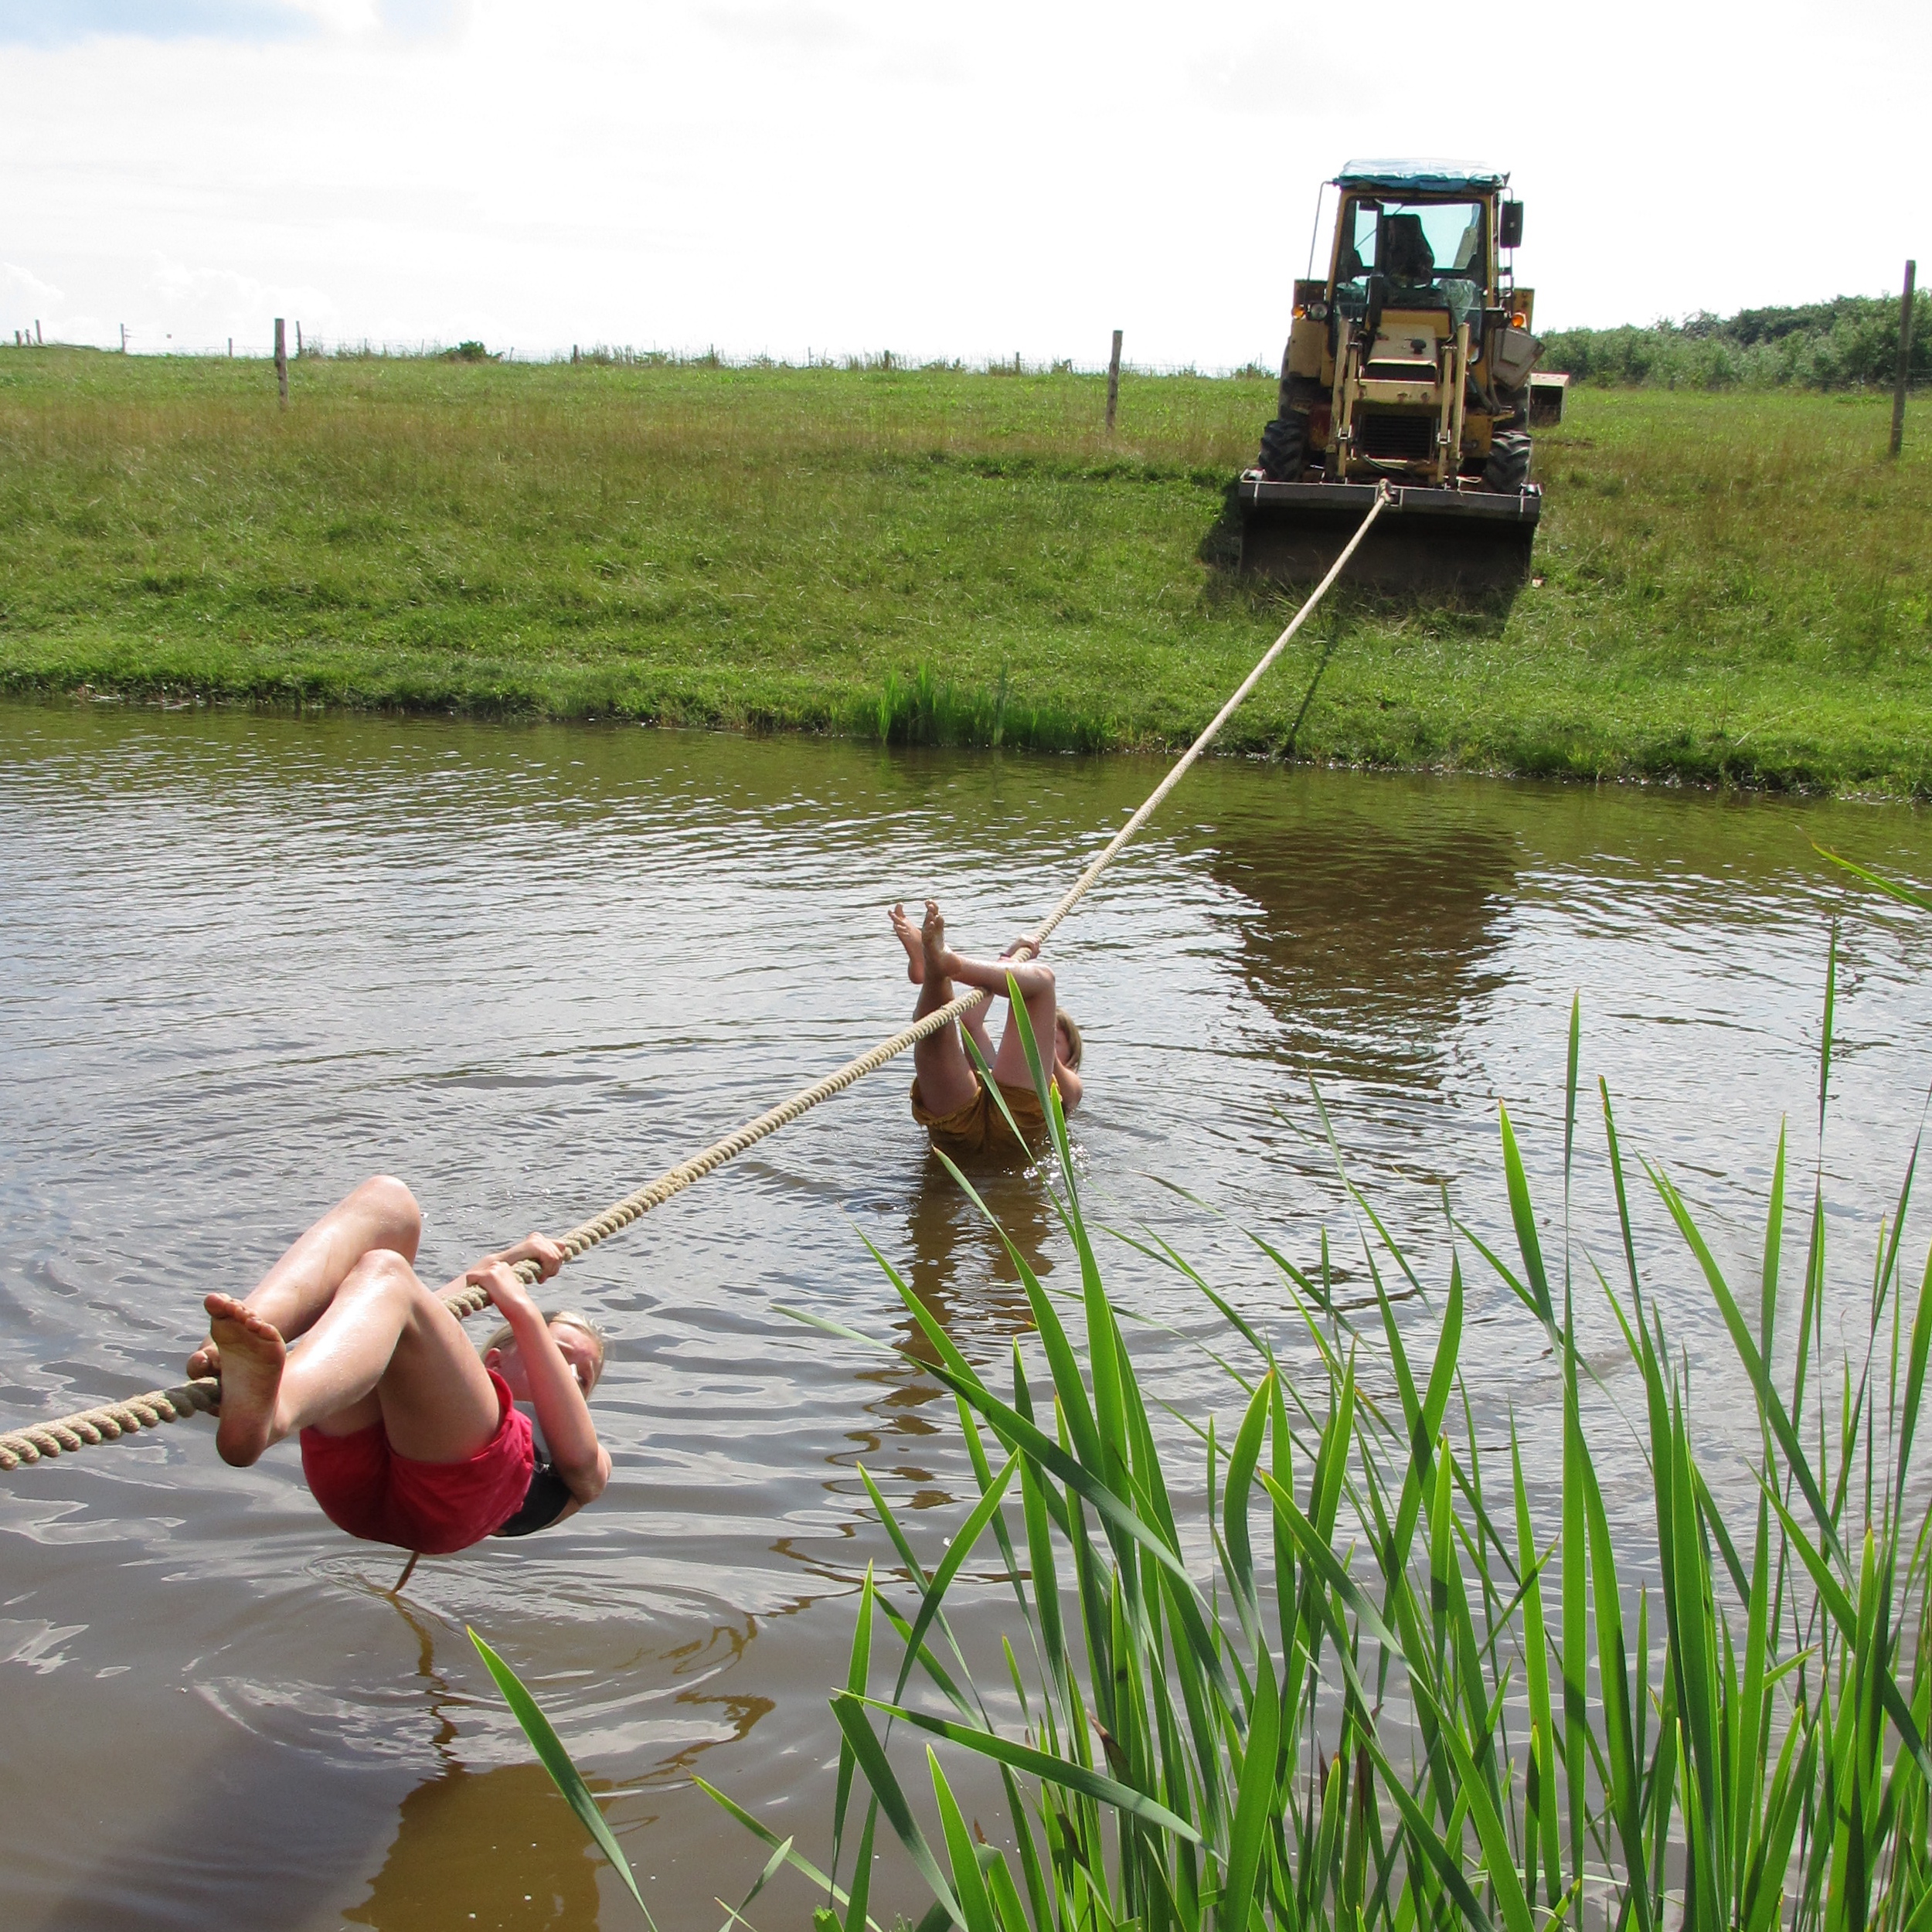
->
xmin=1256 ymin=411 xmax=1308 ymax=483
xmin=1482 ymin=429 xmax=1532 ymax=495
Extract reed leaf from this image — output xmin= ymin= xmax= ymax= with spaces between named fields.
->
xmin=467 ymin=1628 xmax=658 ymax=1927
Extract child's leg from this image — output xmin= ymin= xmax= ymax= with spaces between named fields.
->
xmin=243 ymin=1175 xmax=422 ymax=1338
xmin=930 ymin=937 xmax=1059 ymax=1093
xmin=890 ymin=901 xmax=1002 ymax=1065
xmin=991 ymin=962 xmax=1059 ymax=1092
xmin=187 ymin=1175 xmax=421 ymax=1378
xmin=205 ymin=1249 xmax=499 ymax=1468
xmin=908 ymin=903 xmax=982 ymax=1117
xmin=960 ymin=978 xmax=1000 ymax=1067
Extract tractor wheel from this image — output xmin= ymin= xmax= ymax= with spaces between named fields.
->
xmin=1256 ymin=411 xmax=1308 ymax=483
xmin=1482 ymin=429 xmax=1532 ymax=494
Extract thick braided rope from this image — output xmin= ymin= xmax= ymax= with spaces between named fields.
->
xmin=2 ymin=488 xmax=1388 ymax=1468
xmin=437 ymin=978 xmax=1047 ymax=1318
xmin=1029 ymin=483 xmax=1389 ymax=954
xmin=0 ymin=1379 xmax=219 ymax=1471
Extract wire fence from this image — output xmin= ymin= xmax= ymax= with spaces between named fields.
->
xmin=2 ymin=328 xmax=1279 ymax=382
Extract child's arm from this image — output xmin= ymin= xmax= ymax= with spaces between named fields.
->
xmin=467 ymin=1263 xmax=611 ymax=1508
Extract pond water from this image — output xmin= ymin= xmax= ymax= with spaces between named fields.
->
xmin=3 ymin=701 xmax=1930 ymax=1930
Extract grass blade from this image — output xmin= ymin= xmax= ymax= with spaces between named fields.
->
xmin=468 ymin=1628 xmax=658 ymax=1927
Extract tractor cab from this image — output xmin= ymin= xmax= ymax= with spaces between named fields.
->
xmin=1236 ymin=159 xmax=1546 ymax=593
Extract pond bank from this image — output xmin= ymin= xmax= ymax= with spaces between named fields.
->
xmin=2 ymin=350 xmax=1927 ymax=794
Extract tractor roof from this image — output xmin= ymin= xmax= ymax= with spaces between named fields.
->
xmin=1335 ymin=159 xmax=1509 ymax=196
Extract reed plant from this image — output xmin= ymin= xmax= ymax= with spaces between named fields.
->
xmin=482 ymin=937 xmax=1932 ymax=1931
xmin=863 ymin=663 xmax=1109 ymax=754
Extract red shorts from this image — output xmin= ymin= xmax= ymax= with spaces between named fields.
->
xmin=299 ymin=1369 xmax=536 ymax=1556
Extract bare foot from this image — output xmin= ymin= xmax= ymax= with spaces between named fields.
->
xmin=204 ymin=1293 xmax=287 ymax=1467
xmin=920 ymin=900 xmax=957 ymax=985
xmin=185 ymin=1338 xmax=220 ymax=1381
xmin=889 ymin=903 xmax=925 ymax=984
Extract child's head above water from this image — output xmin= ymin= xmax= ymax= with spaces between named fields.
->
xmin=481 ymin=1308 xmax=607 ymax=1399
xmin=1055 ymin=1009 xmax=1083 ymax=1070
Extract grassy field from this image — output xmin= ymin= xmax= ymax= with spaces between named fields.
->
xmin=1 ymin=346 xmax=1927 ymax=792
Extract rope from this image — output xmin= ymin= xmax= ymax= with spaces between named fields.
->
xmin=0 ymin=1379 xmax=221 ymax=1470
xmin=0 ymin=487 xmax=1389 ymax=1474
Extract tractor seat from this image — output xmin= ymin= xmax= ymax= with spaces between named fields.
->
xmin=1381 ymin=213 xmax=1436 ymax=284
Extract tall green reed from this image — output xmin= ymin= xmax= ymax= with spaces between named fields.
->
xmin=863 ymin=661 xmax=1111 ymax=753
xmin=486 ymin=950 xmax=1932 ymax=1932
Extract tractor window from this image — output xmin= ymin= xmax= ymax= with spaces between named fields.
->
xmin=1333 ymin=198 xmax=1488 ymax=304
xmin=1335 ymin=202 xmax=1380 ymax=291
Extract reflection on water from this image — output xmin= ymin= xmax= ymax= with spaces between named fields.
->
xmin=838 ymin=1150 xmax=1060 ymax=1509
xmin=900 ymin=1149 xmax=1059 ymax=1340
xmin=3 ymin=700 xmax=1931 ymax=1928
xmin=1209 ymin=791 xmax=1519 ymax=1101
xmin=346 ymin=1602 xmax=611 ymax=1931
xmin=348 ymin=1764 xmax=605 ymax=1932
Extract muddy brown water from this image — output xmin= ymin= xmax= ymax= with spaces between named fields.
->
xmin=4 ymin=702 xmax=1931 ymax=1930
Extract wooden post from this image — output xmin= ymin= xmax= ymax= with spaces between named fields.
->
xmin=274 ymin=317 xmax=287 ymax=408
xmin=120 ymin=323 xmax=127 ymax=352
xmin=35 ymin=320 xmax=42 ymax=345
xmin=1892 ymin=259 xmax=1917 ymax=458
xmin=295 ymin=321 xmax=303 ymax=357
xmin=1106 ymin=328 xmax=1122 ymax=433
xmin=227 ymin=337 xmax=233 ymax=358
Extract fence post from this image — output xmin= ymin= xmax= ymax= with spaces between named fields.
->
xmin=274 ymin=318 xmax=288 ymax=408
xmin=1106 ymin=328 xmax=1123 ymax=433
xmin=295 ymin=321 xmax=303 ymax=358
xmin=1892 ymin=259 xmax=1917 ymax=458
xmin=36 ymin=321 xmax=42 ymax=345
xmin=120 ymin=323 xmax=127 ymax=352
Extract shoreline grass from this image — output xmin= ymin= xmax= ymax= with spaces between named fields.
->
xmin=2 ymin=347 xmax=1928 ymax=794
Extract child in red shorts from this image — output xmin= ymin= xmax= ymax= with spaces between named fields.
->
xmin=187 ymin=1176 xmax=609 ymax=1555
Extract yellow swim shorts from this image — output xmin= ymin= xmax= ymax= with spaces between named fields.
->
xmin=910 ymin=1075 xmax=1051 ymax=1162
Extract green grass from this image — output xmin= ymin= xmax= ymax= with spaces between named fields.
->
xmin=1 ymin=346 xmax=1928 ymax=791
xmin=484 ymin=947 xmax=1932 ymax=1932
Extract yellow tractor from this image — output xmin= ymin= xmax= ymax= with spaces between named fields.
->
xmin=1239 ymin=160 xmax=1546 ymax=591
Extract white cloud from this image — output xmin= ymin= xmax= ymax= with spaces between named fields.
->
xmin=1 ymin=0 xmax=1925 ymax=363
xmin=2 ymin=260 xmax=65 ymax=309
xmin=0 ymin=1 xmax=473 ymax=47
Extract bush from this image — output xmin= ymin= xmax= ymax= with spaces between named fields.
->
xmin=1543 ymin=291 xmax=1930 ymax=391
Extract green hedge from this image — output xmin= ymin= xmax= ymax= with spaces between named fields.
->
xmin=1544 ymin=290 xmax=1930 ymax=389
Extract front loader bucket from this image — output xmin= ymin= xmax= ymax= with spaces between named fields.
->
xmin=1237 ymin=478 xmax=1540 ymax=597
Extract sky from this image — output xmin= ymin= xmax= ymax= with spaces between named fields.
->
xmin=2 ymin=0 xmax=1925 ymax=369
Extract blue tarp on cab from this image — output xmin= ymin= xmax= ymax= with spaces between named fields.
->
xmin=1335 ymin=159 xmax=1508 ymax=196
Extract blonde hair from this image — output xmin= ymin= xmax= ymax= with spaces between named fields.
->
xmin=481 ymin=1308 xmax=607 ymax=1376
xmin=1055 ymin=1009 xmax=1083 ymax=1070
